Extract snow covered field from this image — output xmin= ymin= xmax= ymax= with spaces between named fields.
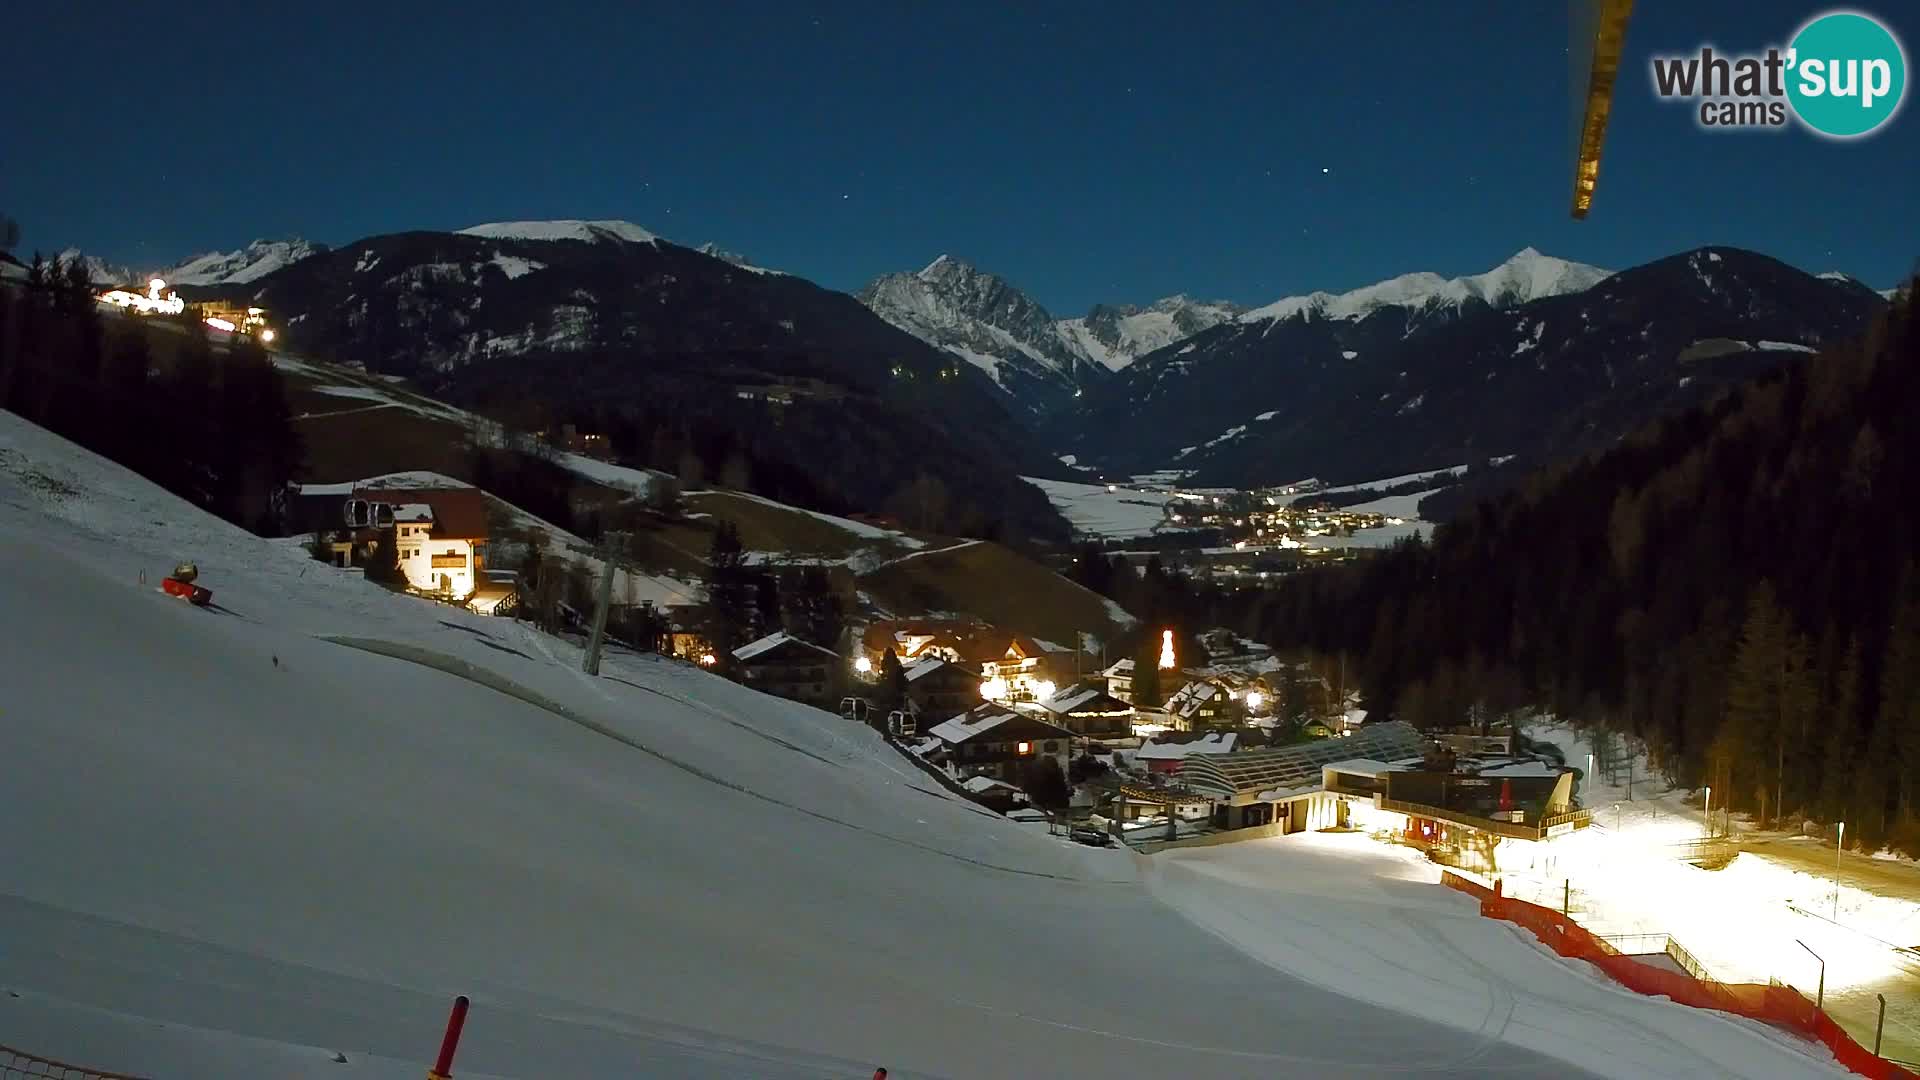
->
xmin=1513 ymin=722 xmax=1920 ymax=1061
xmin=1021 ymin=476 xmax=1169 ymax=539
xmin=0 ymin=412 xmax=1851 ymax=1078
xmin=1150 ymin=833 xmax=1847 ymax=1079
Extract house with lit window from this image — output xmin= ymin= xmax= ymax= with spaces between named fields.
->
xmin=329 ymin=487 xmax=490 ymax=600
xmin=732 ymin=632 xmax=841 ymax=707
xmin=927 ymin=705 xmax=1075 ymax=784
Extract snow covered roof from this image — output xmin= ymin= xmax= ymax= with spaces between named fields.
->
xmin=1005 ymin=806 xmax=1051 ymax=822
xmin=928 ymin=706 xmax=1073 ymax=747
xmin=1180 ymin=722 xmax=1428 ymax=800
xmin=904 ymin=656 xmax=972 ymax=683
xmin=1136 ymin=733 xmax=1239 ymax=761
xmin=1035 ymin=685 xmax=1128 ymax=715
xmin=961 ymin=775 xmax=1023 ymax=795
xmin=732 ymin=631 xmax=836 ymax=664
xmin=1101 ymin=658 xmax=1135 ymax=678
xmin=392 ymin=503 xmax=434 ymax=524
xmin=1320 ymin=758 xmax=1403 ymax=780
xmin=1165 ymin=680 xmax=1225 ymax=718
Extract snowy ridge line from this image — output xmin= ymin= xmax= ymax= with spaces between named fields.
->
xmin=362 ymin=630 xmax=1113 ymax=883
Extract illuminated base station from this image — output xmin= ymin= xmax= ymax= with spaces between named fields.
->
xmin=96 ymin=279 xmax=278 ymax=343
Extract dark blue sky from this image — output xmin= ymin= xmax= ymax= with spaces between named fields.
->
xmin=8 ymin=2 xmax=1914 ymax=312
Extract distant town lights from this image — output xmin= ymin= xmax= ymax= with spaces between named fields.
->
xmin=854 ymin=655 xmax=873 ymax=674
xmin=982 ymin=676 xmax=1008 ymax=700
xmin=1246 ymin=690 xmax=1265 ymax=710
xmin=205 ymin=317 xmax=237 ymax=332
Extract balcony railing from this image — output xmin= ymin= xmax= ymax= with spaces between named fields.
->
xmin=1378 ymin=798 xmax=1594 ymax=841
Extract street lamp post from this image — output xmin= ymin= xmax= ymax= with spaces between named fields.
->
xmin=1704 ymin=785 xmax=1713 ymax=839
xmin=1796 ymin=938 xmax=1825 ymax=1009
xmin=1836 ymin=821 xmax=1846 ymax=924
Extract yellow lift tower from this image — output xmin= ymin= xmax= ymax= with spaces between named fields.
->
xmin=1570 ymin=0 xmax=1636 ymax=218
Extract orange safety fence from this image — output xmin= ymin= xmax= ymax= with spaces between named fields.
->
xmin=1 ymin=1045 xmax=150 ymax=1080
xmin=1438 ymin=875 xmax=1918 ymax=1080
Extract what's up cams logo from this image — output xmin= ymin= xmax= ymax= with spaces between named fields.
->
xmin=1651 ymin=9 xmax=1907 ymax=138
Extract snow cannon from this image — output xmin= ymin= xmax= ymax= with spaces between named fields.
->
xmin=162 ymin=562 xmax=213 ymax=606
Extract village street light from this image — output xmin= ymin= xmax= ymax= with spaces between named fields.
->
xmin=1245 ymin=690 xmax=1264 ymax=711
xmin=1704 ymin=785 xmax=1712 ymax=839
xmin=1836 ymin=821 xmax=1846 ymax=923
xmin=854 ymin=655 xmax=872 ymax=675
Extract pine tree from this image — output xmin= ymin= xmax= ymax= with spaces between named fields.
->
xmin=1021 ymin=756 xmax=1071 ymax=811
xmin=365 ymin=526 xmax=401 ymax=587
xmin=704 ymin=520 xmax=750 ymax=660
xmin=754 ymin=573 xmax=782 ymax=639
xmin=1132 ymin=634 xmax=1163 ymax=710
xmin=1880 ymin=569 xmax=1920 ymax=822
xmin=1818 ymin=636 xmax=1864 ymax=824
xmin=879 ymin=648 xmax=908 ymax=715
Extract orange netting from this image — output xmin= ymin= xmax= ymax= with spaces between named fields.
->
xmin=0 ymin=1046 xmax=150 ymax=1080
xmin=1438 ymin=876 xmax=1918 ymax=1080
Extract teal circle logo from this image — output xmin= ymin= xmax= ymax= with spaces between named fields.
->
xmin=1787 ymin=11 xmax=1907 ymax=138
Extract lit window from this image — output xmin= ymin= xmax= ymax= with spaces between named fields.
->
xmin=1017 ymin=741 xmax=1032 ymax=755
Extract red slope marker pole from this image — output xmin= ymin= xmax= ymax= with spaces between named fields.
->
xmin=428 ymin=995 xmax=470 ymax=1080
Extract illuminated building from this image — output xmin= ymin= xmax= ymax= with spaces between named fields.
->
xmin=98 ymin=278 xmax=185 ymax=316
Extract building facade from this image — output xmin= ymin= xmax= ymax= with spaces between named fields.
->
xmin=733 ymin=632 xmax=841 ymax=707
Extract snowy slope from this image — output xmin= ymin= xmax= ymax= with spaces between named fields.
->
xmin=1021 ymin=476 xmax=1171 ymax=540
xmin=0 ymin=413 xmax=1849 ymax=1079
xmin=1148 ymin=833 xmax=1848 ymax=1080
xmin=1239 ymin=248 xmax=1610 ymax=325
xmin=455 ymin=219 xmax=660 ymax=245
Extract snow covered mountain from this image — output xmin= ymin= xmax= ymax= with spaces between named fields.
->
xmin=1057 ymin=295 xmax=1245 ymax=372
xmin=1065 ymin=247 xmax=1888 ymax=489
xmin=857 ymin=255 xmax=1110 ymax=415
xmin=162 ymin=238 xmax=323 ymax=285
xmin=237 ymin=226 xmax=1070 ymax=543
xmin=1237 ymin=247 xmax=1611 ymax=325
xmin=52 ymin=247 xmax=140 ymax=285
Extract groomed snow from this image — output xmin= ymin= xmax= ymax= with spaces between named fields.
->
xmin=1148 ymin=832 xmax=1849 ymax=1080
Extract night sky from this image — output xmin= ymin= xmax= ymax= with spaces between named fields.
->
xmin=7 ymin=2 xmax=1915 ymax=312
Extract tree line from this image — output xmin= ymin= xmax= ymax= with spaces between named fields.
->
xmin=0 ymin=253 xmax=302 ymax=532
xmin=1237 ymin=280 xmax=1920 ymax=852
